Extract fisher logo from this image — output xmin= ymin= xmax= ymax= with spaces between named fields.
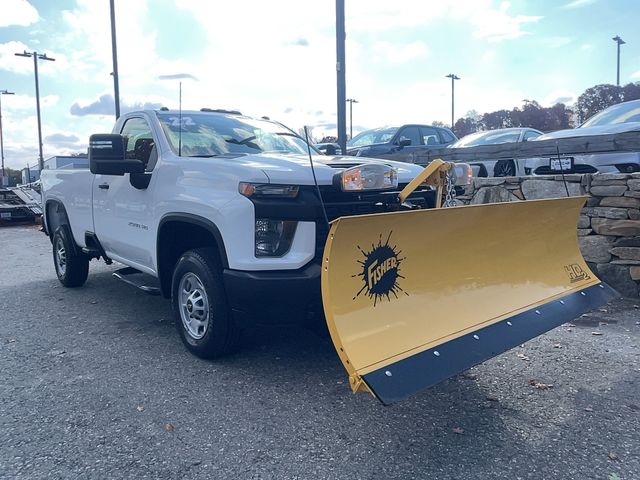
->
xmin=353 ymin=232 xmax=408 ymax=306
xmin=564 ymin=263 xmax=590 ymax=283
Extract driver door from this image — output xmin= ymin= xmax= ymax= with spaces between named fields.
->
xmin=92 ymin=117 xmax=158 ymax=270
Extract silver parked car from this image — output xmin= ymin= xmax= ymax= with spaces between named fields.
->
xmin=525 ymin=99 xmax=640 ymax=175
xmin=448 ymin=127 xmax=542 ymax=177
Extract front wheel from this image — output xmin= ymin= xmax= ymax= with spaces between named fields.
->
xmin=171 ymin=248 xmax=239 ymax=358
xmin=52 ymin=226 xmax=89 ymax=287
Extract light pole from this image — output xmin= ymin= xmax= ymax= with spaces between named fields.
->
xmin=612 ymin=35 xmax=625 ymax=86
xmin=0 ymin=89 xmax=15 ymax=186
xmin=346 ymin=98 xmax=358 ymax=139
xmin=110 ymin=0 xmax=121 ymax=118
xmin=445 ymin=74 xmax=460 ymax=131
xmin=15 ymin=51 xmax=55 ymax=172
xmin=336 ymin=0 xmax=347 ymax=154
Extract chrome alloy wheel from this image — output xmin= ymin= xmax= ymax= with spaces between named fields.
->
xmin=54 ymin=236 xmax=67 ymax=277
xmin=178 ymin=272 xmax=210 ymax=340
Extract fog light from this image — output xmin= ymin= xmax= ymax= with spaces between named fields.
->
xmin=255 ymin=219 xmax=297 ymax=257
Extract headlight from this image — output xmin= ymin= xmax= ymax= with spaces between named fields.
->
xmin=239 ymin=182 xmax=299 ymax=198
xmin=452 ymin=163 xmax=473 ymax=186
xmin=337 ymin=164 xmax=398 ymax=192
xmin=255 ymin=219 xmax=297 ymax=257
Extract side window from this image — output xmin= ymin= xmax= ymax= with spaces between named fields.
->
xmin=438 ymin=128 xmax=455 ymax=144
xmin=523 ymin=130 xmax=541 ymax=141
xmin=420 ymin=126 xmax=440 ymax=146
xmin=397 ymin=126 xmax=421 ymax=146
xmin=120 ymin=117 xmax=157 ymax=171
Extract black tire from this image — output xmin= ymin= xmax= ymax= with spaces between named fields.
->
xmin=171 ymin=248 xmax=239 ymax=358
xmin=52 ymin=226 xmax=89 ymax=287
xmin=494 ymin=159 xmax=516 ymax=177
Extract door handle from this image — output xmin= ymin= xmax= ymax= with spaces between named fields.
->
xmin=98 ymin=183 xmax=110 ymax=190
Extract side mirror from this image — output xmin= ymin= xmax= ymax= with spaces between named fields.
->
xmin=325 ymin=144 xmax=337 ymax=155
xmin=398 ymin=138 xmax=412 ymax=147
xmin=89 ymin=134 xmax=144 ymax=175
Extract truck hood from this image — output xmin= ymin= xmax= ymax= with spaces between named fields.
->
xmin=537 ymin=122 xmax=640 ymax=140
xmin=224 ymin=153 xmax=425 ymax=185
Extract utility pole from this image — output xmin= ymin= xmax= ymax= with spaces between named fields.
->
xmin=445 ymin=74 xmax=460 ymax=131
xmin=15 ymin=51 xmax=56 ymax=172
xmin=346 ymin=98 xmax=358 ymax=140
xmin=336 ymin=0 xmax=347 ymax=153
xmin=612 ymin=35 xmax=625 ymax=86
xmin=0 ymin=89 xmax=15 ymax=186
xmin=110 ymin=0 xmax=121 ymax=118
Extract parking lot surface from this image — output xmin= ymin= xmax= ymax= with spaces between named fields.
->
xmin=1 ymin=225 xmax=639 ymax=479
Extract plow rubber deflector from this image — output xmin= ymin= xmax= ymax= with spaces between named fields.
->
xmin=320 ymin=197 xmax=618 ymax=404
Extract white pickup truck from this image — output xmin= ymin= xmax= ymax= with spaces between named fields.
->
xmin=41 ymin=108 xmax=455 ymax=358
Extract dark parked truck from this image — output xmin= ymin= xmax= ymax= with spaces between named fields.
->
xmin=41 ymin=108 xmax=616 ymax=404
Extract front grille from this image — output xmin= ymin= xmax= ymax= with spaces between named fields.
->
xmin=313 ymin=186 xmax=435 ymax=261
xmin=534 ymin=164 xmax=598 ymax=175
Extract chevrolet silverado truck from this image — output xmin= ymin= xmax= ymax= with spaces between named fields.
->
xmin=41 ymin=109 xmax=447 ymax=358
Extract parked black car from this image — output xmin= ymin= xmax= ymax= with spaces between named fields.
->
xmin=346 ymin=124 xmax=457 ymax=163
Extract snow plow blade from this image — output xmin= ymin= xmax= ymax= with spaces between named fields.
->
xmin=321 ymin=197 xmax=618 ymax=405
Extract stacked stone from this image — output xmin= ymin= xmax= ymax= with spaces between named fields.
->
xmin=459 ymin=172 xmax=640 ymax=297
xmin=578 ymin=173 xmax=640 ymax=297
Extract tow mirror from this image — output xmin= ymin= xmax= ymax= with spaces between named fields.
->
xmin=89 ymin=134 xmax=144 ymax=175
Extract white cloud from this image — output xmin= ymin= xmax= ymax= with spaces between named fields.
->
xmin=0 ymin=41 xmax=37 ymax=75
xmin=470 ymin=2 xmax=542 ymax=42
xmin=1 ymin=93 xmax=58 ymax=111
xmin=371 ymin=41 xmax=429 ymax=64
xmin=563 ymin=0 xmax=597 ymax=9
xmin=631 ymin=71 xmax=640 ymax=80
xmin=542 ymin=36 xmax=574 ymax=48
xmin=0 ymin=0 xmax=38 ymax=27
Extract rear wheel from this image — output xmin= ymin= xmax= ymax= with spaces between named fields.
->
xmin=171 ymin=248 xmax=240 ymax=358
xmin=52 ymin=226 xmax=89 ymax=287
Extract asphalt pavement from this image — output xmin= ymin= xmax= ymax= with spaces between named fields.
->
xmin=1 ymin=224 xmax=639 ymax=480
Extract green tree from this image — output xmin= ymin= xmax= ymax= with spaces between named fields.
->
xmin=482 ymin=109 xmax=512 ymax=129
xmin=574 ymin=84 xmax=623 ymax=124
xmin=453 ymin=117 xmax=479 ymax=137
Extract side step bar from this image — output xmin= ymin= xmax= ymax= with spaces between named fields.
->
xmin=113 ymin=267 xmax=161 ymax=296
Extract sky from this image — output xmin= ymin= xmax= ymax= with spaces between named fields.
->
xmin=0 ymin=0 xmax=639 ymax=170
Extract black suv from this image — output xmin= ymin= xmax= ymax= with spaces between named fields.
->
xmin=346 ymin=124 xmax=457 ymax=164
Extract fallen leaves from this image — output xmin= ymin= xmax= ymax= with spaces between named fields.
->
xmin=136 ymin=406 xmax=144 ymax=412
xmin=164 ymin=422 xmax=174 ymax=432
xmin=608 ymin=452 xmax=619 ymax=461
xmin=591 ymin=331 xmax=604 ymax=336
xmin=529 ymin=380 xmax=553 ymax=390
xmin=516 ymin=353 xmax=530 ymax=361
xmin=452 ymin=427 xmax=464 ymax=435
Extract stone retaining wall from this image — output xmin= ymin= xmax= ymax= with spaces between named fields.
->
xmin=456 ymin=173 xmax=640 ymax=298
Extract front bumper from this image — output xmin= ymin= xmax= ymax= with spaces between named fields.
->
xmin=223 ymin=262 xmax=322 ymax=325
xmin=525 ymin=151 xmax=640 ymax=175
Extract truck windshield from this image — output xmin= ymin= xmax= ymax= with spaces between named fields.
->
xmin=157 ymin=113 xmax=316 ymax=156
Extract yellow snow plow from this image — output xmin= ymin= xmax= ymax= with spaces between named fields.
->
xmin=321 ymin=160 xmax=617 ymax=404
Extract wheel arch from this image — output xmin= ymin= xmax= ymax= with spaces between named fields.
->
xmin=44 ymin=199 xmax=71 ymax=241
xmin=157 ymin=213 xmax=229 ymax=298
